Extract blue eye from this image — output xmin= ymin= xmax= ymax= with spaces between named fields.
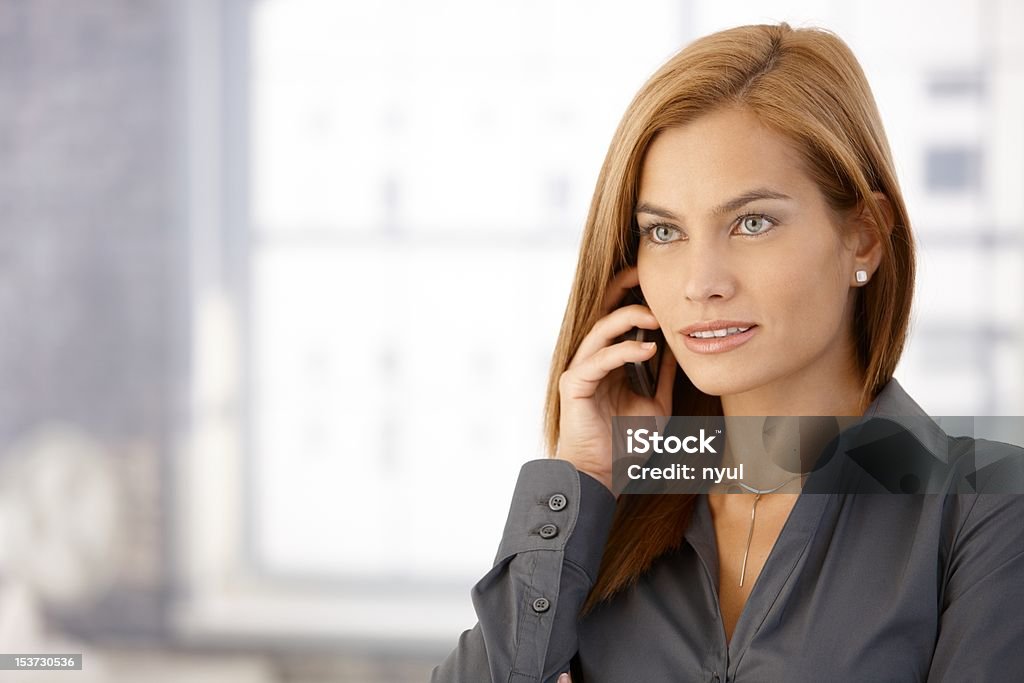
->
xmin=638 ymin=223 xmax=681 ymax=245
xmin=734 ymin=214 xmax=777 ymax=238
xmin=653 ymin=225 xmax=677 ymax=242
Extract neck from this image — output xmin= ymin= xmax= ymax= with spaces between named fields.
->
xmin=720 ymin=350 xmax=866 ymax=418
xmin=712 ymin=351 xmax=867 ymax=498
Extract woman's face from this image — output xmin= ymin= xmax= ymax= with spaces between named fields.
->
xmin=635 ymin=106 xmax=871 ymax=400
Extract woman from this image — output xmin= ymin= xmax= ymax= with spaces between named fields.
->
xmin=432 ymin=22 xmax=1024 ymax=682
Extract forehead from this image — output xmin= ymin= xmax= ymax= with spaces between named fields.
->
xmin=638 ymin=107 xmax=816 ymax=211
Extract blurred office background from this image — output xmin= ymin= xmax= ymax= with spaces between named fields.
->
xmin=0 ymin=0 xmax=1021 ymax=681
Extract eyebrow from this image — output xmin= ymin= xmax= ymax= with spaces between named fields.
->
xmin=635 ymin=188 xmax=794 ymax=220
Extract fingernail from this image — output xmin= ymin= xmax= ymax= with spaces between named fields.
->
xmin=558 ymin=675 xmax=570 ymax=683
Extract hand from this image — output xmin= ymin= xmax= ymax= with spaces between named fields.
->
xmin=555 ymin=266 xmax=677 ymax=498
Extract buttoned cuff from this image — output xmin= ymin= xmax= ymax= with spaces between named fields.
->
xmin=565 ymin=470 xmax=618 ymax=581
xmin=494 ymin=459 xmax=618 ymax=583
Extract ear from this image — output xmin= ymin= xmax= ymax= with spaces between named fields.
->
xmin=844 ymin=191 xmax=891 ymax=284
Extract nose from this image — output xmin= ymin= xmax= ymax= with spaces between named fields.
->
xmin=683 ymin=241 xmax=737 ymax=302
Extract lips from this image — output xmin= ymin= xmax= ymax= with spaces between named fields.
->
xmin=680 ymin=322 xmax=759 ymax=354
xmin=678 ymin=320 xmax=758 ymax=337
xmin=686 ymin=325 xmax=752 ymax=339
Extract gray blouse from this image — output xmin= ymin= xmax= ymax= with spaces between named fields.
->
xmin=431 ymin=378 xmax=1024 ymax=682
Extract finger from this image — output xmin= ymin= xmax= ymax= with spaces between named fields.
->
xmin=570 ymin=305 xmax=659 ymax=368
xmin=561 ymin=339 xmax=658 ymax=400
xmin=655 ymin=342 xmax=678 ymax=428
xmin=600 ymin=266 xmax=640 ymax=315
xmin=558 ymin=673 xmax=571 ymax=683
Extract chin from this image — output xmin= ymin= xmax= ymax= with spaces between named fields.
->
xmin=682 ymin=369 xmax=759 ymax=398
xmin=680 ymin=362 xmax=779 ymax=399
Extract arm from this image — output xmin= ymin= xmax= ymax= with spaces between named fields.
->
xmin=926 ymin=441 xmax=1024 ymax=681
xmin=431 ymin=458 xmax=617 ymax=683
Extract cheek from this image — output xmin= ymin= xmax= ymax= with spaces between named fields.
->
xmin=773 ymin=245 xmax=846 ymax=331
xmin=637 ymin=253 xmax=672 ymax=307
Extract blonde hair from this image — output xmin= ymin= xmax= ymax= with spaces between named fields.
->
xmin=539 ymin=22 xmax=916 ymax=613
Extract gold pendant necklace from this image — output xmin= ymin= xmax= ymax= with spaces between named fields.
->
xmin=736 ymin=474 xmax=806 ymax=587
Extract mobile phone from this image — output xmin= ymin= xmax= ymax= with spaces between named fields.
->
xmin=615 ymin=287 xmax=665 ymax=397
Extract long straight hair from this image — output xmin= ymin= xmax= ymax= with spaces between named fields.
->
xmin=539 ymin=23 xmax=916 ymax=615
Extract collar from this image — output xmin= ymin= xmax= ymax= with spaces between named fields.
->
xmin=856 ymin=376 xmax=951 ymax=462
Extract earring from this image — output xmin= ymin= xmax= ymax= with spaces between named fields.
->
xmin=855 ymin=269 xmax=868 ymax=283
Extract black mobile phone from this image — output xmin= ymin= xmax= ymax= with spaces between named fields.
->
xmin=616 ymin=287 xmax=665 ymax=397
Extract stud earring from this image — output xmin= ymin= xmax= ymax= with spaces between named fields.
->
xmin=855 ymin=269 xmax=868 ymax=283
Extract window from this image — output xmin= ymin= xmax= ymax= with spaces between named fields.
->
xmin=178 ymin=0 xmax=690 ymax=646
xmin=925 ymin=145 xmax=982 ymax=192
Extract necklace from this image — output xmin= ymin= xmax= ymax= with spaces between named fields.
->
xmin=735 ymin=473 xmax=807 ymax=587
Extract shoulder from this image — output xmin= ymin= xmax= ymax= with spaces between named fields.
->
xmin=946 ymin=435 xmax=1024 ymax=494
xmin=941 ymin=436 xmax=1024 ymax=603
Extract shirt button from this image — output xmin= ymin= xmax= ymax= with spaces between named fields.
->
xmin=539 ymin=523 xmax=559 ymax=539
xmin=532 ymin=597 xmax=550 ymax=613
xmin=547 ymin=493 xmax=567 ymax=511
